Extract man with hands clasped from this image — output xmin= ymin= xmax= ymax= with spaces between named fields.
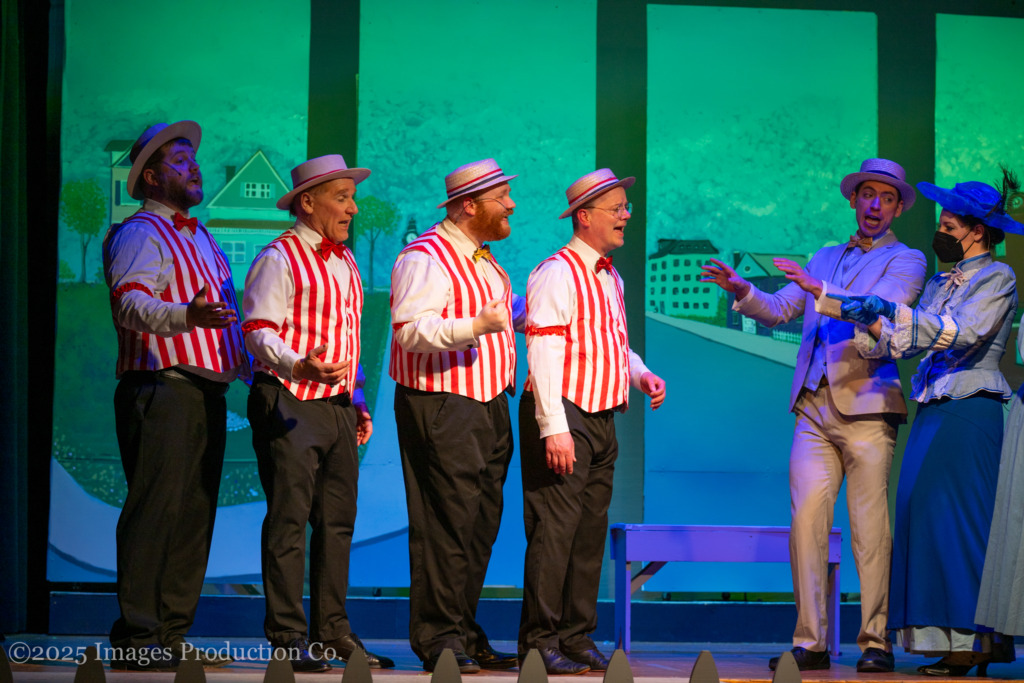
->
xmin=701 ymin=159 xmax=926 ymax=673
xmin=519 ymin=169 xmax=665 ymax=675
xmin=243 ymin=155 xmax=391 ymax=673
xmin=389 ymin=159 xmax=525 ymax=674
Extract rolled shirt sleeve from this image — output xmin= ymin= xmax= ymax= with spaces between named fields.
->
xmin=629 ymin=349 xmax=650 ymax=390
xmin=391 ymin=250 xmax=479 ymax=353
xmin=242 ymin=248 xmax=304 ymax=380
xmin=525 ymin=259 xmax=575 ymax=438
xmin=105 ymin=221 xmax=192 ymax=337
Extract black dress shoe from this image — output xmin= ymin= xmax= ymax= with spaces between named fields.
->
xmin=768 ymin=646 xmax=830 ymax=671
xmin=524 ymin=648 xmax=589 ymax=675
xmin=564 ymin=647 xmax=610 ymax=671
xmin=857 ymin=647 xmax=894 ymax=673
xmin=316 ymin=632 xmax=395 ymax=669
xmin=472 ymin=643 xmax=518 ymax=669
xmin=917 ymin=658 xmax=989 ymax=677
xmin=279 ymin=637 xmax=331 ymax=673
xmin=423 ymin=649 xmax=481 ymax=674
xmin=110 ymin=644 xmax=180 ymax=672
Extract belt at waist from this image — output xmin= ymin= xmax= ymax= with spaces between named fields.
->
xmin=253 ymin=371 xmax=352 ymax=406
xmin=121 ymin=367 xmax=231 ymax=396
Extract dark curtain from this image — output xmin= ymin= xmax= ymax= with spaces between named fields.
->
xmin=0 ymin=0 xmax=61 ymax=633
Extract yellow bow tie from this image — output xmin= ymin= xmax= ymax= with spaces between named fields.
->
xmin=847 ymin=235 xmax=873 ymax=252
xmin=472 ymin=245 xmax=492 ymax=262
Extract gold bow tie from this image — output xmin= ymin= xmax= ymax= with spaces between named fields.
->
xmin=472 ymin=245 xmax=492 ymax=262
xmin=847 ymin=235 xmax=873 ymax=252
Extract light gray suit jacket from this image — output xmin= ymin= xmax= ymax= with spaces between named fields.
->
xmin=735 ymin=233 xmax=926 ymax=417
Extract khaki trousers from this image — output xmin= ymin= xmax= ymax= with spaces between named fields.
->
xmin=789 ymin=383 xmax=897 ymax=653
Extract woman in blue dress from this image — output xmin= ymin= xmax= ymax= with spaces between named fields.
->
xmin=976 ymin=179 xmax=1024 ymax=642
xmin=834 ymin=171 xmax=1023 ymax=676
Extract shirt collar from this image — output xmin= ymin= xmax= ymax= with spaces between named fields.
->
xmin=438 ymin=218 xmax=482 ymax=260
xmin=956 ymin=252 xmax=992 ymax=274
xmin=567 ymin=235 xmax=606 ymax=271
xmin=293 ymin=220 xmax=326 ymax=249
xmin=143 ymin=199 xmax=186 ymax=220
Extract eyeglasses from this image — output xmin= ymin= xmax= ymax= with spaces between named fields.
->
xmin=585 ymin=202 xmax=633 ymax=217
xmin=473 ymin=196 xmax=510 ymax=210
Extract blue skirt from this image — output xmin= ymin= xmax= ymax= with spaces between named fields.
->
xmin=889 ymin=394 xmax=1004 ymax=630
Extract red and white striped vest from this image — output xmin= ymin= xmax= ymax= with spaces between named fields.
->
xmin=389 ymin=226 xmax=516 ymax=402
xmin=249 ymin=231 xmax=363 ymax=400
xmin=108 ymin=211 xmax=246 ymax=377
xmin=525 ymin=246 xmax=630 ymax=412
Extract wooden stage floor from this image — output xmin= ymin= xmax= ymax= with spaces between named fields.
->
xmin=7 ymin=638 xmax=1024 ymax=681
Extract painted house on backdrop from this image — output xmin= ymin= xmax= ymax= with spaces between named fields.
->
xmin=725 ymin=252 xmax=809 ymax=344
xmin=648 ymin=239 xmax=721 ymax=318
xmin=205 ymin=150 xmax=293 ymax=285
xmin=107 ymin=140 xmax=141 ymax=224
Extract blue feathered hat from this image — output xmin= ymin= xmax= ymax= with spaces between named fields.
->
xmin=916 ymin=176 xmax=1024 ymax=236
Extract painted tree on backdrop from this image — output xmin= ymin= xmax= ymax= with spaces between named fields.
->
xmin=60 ymin=178 xmax=107 ymax=283
xmin=356 ymin=195 xmax=400 ymax=291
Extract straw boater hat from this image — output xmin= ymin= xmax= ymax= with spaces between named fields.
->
xmin=276 ymin=154 xmax=371 ymax=210
xmin=126 ymin=120 xmax=202 ymax=200
xmin=559 ymin=168 xmax=635 ymax=219
xmin=437 ymin=158 xmax=517 ymax=209
xmin=840 ymin=158 xmax=916 ymax=209
xmin=916 ymin=180 xmax=1024 ymax=236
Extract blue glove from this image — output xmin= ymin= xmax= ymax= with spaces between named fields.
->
xmin=828 ymin=293 xmax=896 ymax=325
xmin=840 ymin=300 xmax=880 ymax=325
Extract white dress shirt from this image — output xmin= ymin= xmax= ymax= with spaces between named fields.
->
xmin=104 ymin=199 xmax=241 ymax=382
xmin=243 ymin=221 xmax=365 ymax=405
xmin=391 ymin=218 xmax=525 ymax=352
xmin=527 ymin=236 xmax=648 ymax=437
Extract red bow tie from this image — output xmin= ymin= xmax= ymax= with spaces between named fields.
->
xmin=595 ymin=256 xmax=613 ymax=273
xmin=318 ymin=239 xmax=348 ymax=261
xmin=173 ymin=212 xmax=198 ymax=233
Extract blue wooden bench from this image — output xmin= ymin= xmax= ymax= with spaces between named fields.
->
xmin=609 ymin=524 xmax=842 ymax=654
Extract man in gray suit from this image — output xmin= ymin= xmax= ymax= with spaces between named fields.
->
xmin=702 ymin=159 xmax=926 ymax=673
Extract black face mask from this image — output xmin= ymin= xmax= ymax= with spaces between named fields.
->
xmin=932 ymin=231 xmax=968 ymax=263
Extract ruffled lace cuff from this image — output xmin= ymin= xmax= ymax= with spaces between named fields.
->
xmin=853 ymin=321 xmax=888 ymax=358
xmin=932 ymin=314 xmax=959 ymax=351
xmin=885 ymin=303 xmax=915 ymax=357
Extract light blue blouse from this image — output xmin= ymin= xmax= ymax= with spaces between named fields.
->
xmin=855 ymin=253 xmax=1017 ymax=403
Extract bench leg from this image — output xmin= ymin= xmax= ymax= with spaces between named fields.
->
xmin=613 ymin=543 xmax=631 ymax=652
xmin=827 ymin=560 xmax=840 ymax=656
